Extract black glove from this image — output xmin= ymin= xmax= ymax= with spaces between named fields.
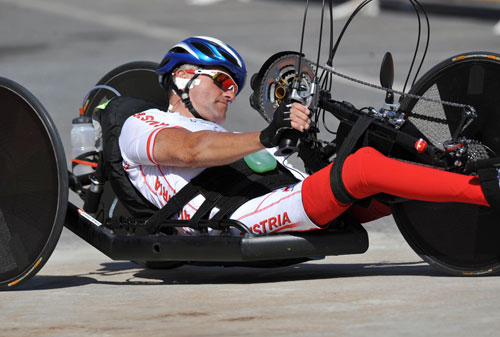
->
xmin=259 ymin=103 xmax=293 ymax=148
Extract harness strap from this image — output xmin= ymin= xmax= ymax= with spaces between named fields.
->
xmin=209 ymin=178 xmax=275 ymax=223
xmin=477 ymin=168 xmax=500 ymax=209
xmin=187 ymin=191 xmax=223 ymax=227
xmin=330 ymin=116 xmax=373 ymax=204
xmin=168 ymin=75 xmax=206 ymax=121
xmin=145 ymin=159 xmax=299 ymax=233
xmin=145 ymin=184 xmax=199 ymax=233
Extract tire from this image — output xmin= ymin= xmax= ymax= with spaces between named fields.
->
xmin=0 ymin=77 xmax=68 ymax=290
xmin=394 ymin=52 xmax=500 ymax=276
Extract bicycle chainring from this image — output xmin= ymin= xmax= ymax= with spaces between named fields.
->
xmin=250 ymin=52 xmax=315 ymax=123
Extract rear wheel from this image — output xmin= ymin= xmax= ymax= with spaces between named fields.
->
xmin=394 ymin=52 xmax=500 ymax=276
xmin=0 ymin=77 xmax=68 ymax=290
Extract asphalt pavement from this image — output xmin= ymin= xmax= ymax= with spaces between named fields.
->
xmin=1 ymin=0 xmax=500 ymax=336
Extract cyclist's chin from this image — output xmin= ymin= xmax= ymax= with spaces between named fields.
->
xmin=214 ymin=113 xmax=226 ymax=125
xmin=213 ymin=105 xmax=227 ymax=124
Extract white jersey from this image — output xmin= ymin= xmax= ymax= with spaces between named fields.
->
xmin=119 ymin=109 xmax=320 ymax=235
xmin=119 ymin=109 xmax=225 ymax=212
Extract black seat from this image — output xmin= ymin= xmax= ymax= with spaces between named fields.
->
xmin=100 ymin=96 xmax=163 ymax=218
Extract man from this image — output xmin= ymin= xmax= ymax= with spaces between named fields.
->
xmin=119 ymin=36 xmax=499 ymax=235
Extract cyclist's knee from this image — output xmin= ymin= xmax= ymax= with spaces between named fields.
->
xmin=352 ymin=146 xmax=382 ymax=159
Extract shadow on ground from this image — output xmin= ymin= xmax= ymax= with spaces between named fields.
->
xmin=14 ymin=259 xmax=447 ymax=291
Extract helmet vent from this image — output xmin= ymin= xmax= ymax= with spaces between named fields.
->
xmin=159 ymin=56 xmax=171 ymax=69
xmin=191 ymin=42 xmax=216 ymax=58
xmin=170 ymin=47 xmax=189 ymax=54
xmin=219 ymin=49 xmax=240 ymax=69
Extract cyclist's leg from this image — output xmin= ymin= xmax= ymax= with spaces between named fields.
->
xmin=348 ymin=200 xmax=392 ymax=223
xmin=344 ymin=147 xmax=488 ymax=204
xmin=302 ymin=146 xmax=490 ymax=227
xmin=229 ymin=182 xmax=323 ymax=235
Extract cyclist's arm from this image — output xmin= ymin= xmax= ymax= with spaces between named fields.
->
xmin=154 ymin=103 xmax=311 ymax=168
xmin=153 ymin=129 xmax=264 ymax=168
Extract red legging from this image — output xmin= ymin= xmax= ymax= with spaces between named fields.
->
xmin=302 ymin=147 xmax=489 ymax=226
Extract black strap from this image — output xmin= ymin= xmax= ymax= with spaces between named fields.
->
xmin=477 ymin=168 xmax=500 ymax=209
xmin=145 ymin=159 xmax=299 ymax=233
xmin=330 ymin=116 xmax=373 ymax=204
xmin=168 ymin=75 xmax=206 ymax=121
xmin=145 ymin=183 xmax=201 ymax=233
xmin=187 ymin=191 xmax=223 ymax=226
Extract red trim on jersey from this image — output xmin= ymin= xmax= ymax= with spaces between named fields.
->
xmin=146 ymin=129 xmax=160 ymax=165
xmin=139 ymin=165 xmax=159 ymax=202
xmin=186 ymin=203 xmax=198 ymax=212
xmin=181 ymin=228 xmax=193 ymax=235
xmin=155 ymin=165 xmax=198 ymax=212
xmin=235 ymin=191 xmax=301 ymax=222
xmin=255 ymin=190 xmax=277 ymax=211
xmin=146 ymin=126 xmax=186 ymax=165
xmin=272 ymin=222 xmax=300 ymax=233
xmin=272 ymin=222 xmax=305 ymax=233
xmin=156 ymin=165 xmax=176 ymax=193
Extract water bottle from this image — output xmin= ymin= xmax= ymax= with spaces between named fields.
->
xmin=71 ymin=115 xmax=96 ymax=176
xmin=244 ymin=149 xmax=277 ymax=173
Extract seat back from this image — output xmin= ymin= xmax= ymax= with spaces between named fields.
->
xmin=100 ymin=96 xmax=162 ymax=217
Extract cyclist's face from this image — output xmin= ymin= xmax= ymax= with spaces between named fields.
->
xmin=177 ymin=67 xmax=236 ymax=124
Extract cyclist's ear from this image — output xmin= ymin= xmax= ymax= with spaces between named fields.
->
xmin=174 ymin=69 xmax=190 ymax=79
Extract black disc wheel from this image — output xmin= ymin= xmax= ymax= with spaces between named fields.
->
xmin=394 ymin=52 xmax=500 ymax=276
xmin=0 ymin=77 xmax=68 ymax=290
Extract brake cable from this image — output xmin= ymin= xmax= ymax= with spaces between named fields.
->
xmin=297 ymin=0 xmax=474 ymax=129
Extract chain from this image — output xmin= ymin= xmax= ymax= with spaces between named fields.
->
xmin=405 ymin=112 xmax=448 ymax=124
xmin=319 ymin=64 xmax=476 ymax=113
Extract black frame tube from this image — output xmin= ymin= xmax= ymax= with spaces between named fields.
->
xmin=64 ymin=203 xmax=369 ymax=262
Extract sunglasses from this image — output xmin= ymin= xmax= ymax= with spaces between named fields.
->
xmin=179 ymin=69 xmax=239 ymax=94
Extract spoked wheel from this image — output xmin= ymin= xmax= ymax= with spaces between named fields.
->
xmin=394 ymin=52 xmax=500 ymax=276
xmin=0 ymin=77 xmax=68 ymax=290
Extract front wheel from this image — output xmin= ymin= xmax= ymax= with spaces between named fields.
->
xmin=0 ymin=77 xmax=68 ymax=290
xmin=394 ymin=52 xmax=500 ymax=276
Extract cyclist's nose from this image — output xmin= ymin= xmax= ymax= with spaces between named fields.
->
xmin=224 ymin=89 xmax=236 ymax=102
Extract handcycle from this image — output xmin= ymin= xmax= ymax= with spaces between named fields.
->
xmin=1 ymin=0 xmax=500 ymax=290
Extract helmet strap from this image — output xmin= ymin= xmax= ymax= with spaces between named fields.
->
xmin=168 ymin=74 xmax=206 ymax=121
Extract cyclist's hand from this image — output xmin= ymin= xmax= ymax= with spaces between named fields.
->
xmin=290 ymin=103 xmax=311 ymax=132
xmin=259 ymin=103 xmax=311 ymax=148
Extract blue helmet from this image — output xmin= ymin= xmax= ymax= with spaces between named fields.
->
xmin=156 ymin=36 xmax=247 ymax=95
